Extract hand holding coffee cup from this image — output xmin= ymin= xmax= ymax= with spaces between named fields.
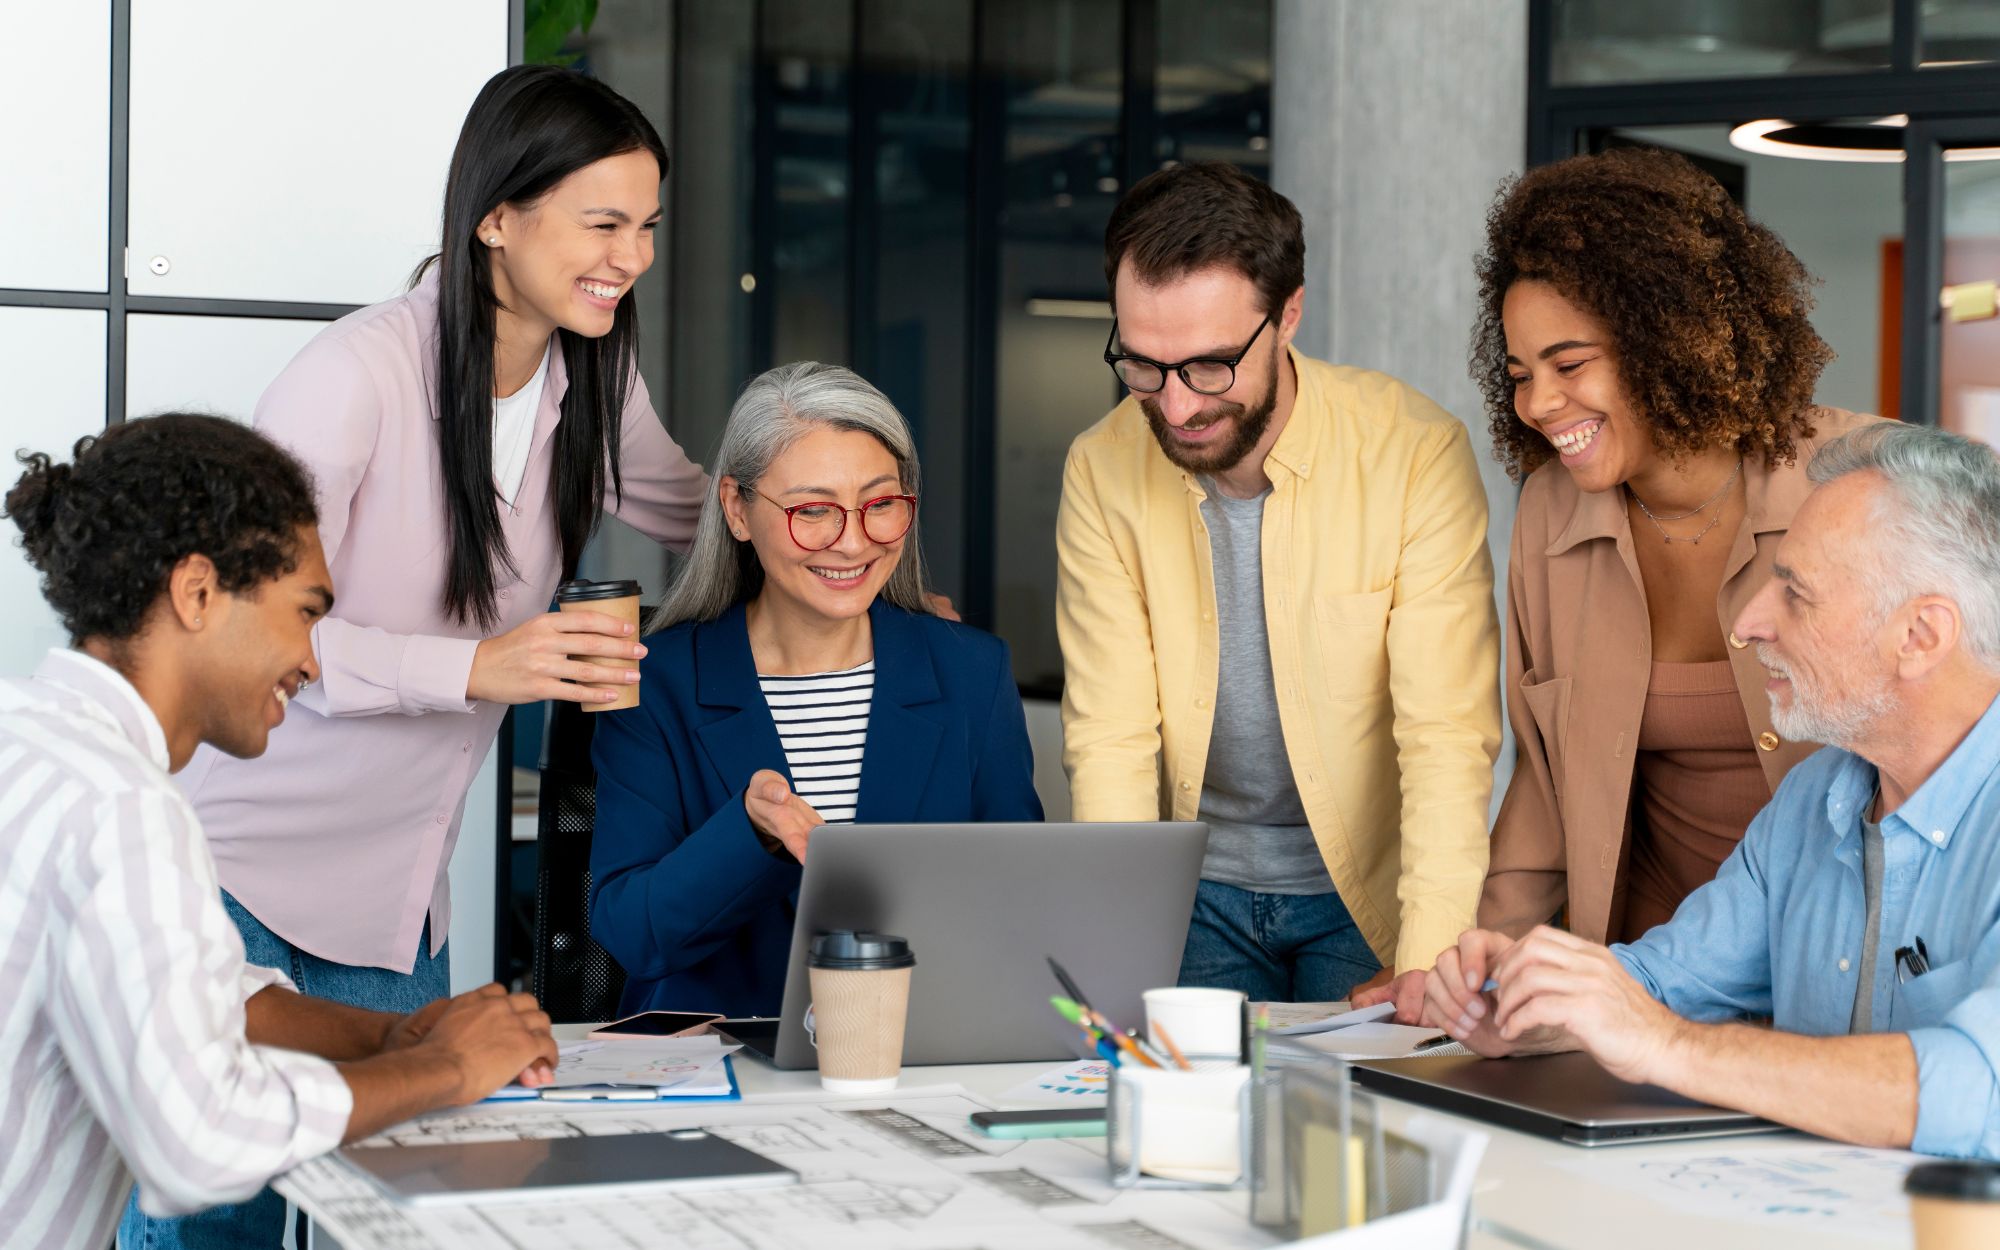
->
xmin=554 ymin=579 xmax=644 ymax=711
xmin=807 ymin=931 xmax=915 ymax=1093
xmin=466 ymin=579 xmax=646 ymax=708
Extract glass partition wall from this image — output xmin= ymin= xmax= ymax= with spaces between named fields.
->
xmin=1531 ymin=0 xmax=2000 ymax=434
xmin=669 ymin=0 xmax=1272 ymax=697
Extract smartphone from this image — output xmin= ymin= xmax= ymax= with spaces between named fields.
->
xmin=968 ymin=1108 xmax=1107 ymax=1139
xmin=587 ymin=1010 xmax=724 ymax=1040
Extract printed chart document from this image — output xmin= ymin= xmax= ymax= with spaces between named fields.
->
xmin=278 ymin=1087 xmax=1284 ymax=1249
xmin=1558 ymin=1143 xmax=1920 ymax=1239
xmin=1251 ymin=1001 xmax=1397 ymax=1037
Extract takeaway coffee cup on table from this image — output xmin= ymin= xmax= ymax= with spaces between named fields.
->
xmin=1907 ymin=1161 xmax=2000 ymax=1249
xmin=554 ymin=578 xmax=642 ymax=712
xmin=807 ymin=931 xmax=915 ymax=1093
xmin=1144 ymin=987 xmax=1247 ymax=1061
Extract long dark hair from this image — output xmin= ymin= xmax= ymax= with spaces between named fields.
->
xmin=418 ymin=65 xmax=668 ymax=630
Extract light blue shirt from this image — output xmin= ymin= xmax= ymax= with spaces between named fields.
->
xmin=1613 ymin=691 xmax=2000 ymax=1159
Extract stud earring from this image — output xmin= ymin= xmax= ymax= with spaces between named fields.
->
xmin=488 ymin=236 xmax=500 ymax=245
xmin=192 ymin=617 xmax=202 ymax=627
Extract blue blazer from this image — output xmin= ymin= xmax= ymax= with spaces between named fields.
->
xmin=588 ymin=600 xmax=1044 ymax=1017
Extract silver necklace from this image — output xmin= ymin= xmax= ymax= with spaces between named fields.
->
xmin=1628 ymin=459 xmax=1742 ymax=545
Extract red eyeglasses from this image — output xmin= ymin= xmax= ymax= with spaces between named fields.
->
xmin=748 ymin=489 xmax=918 ymax=551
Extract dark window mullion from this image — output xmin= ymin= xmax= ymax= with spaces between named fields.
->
xmin=847 ymin=0 xmax=879 ymax=378
xmin=1902 ymin=120 xmax=1944 ymax=427
xmin=963 ymin=0 xmax=1002 ymax=631
xmin=108 ymin=0 xmax=131 ymax=425
xmin=749 ymin=0 xmax=777 ymax=373
xmin=1119 ymin=0 xmax=1158 ymax=194
xmin=1892 ymin=0 xmax=1921 ymax=75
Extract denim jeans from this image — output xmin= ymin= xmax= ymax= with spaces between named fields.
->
xmin=118 ymin=893 xmax=449 ymax=1250
xmin=1177 ymin=879 xmax=1382 ymax=1002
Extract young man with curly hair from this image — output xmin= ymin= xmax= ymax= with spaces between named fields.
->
xmin=1058 ymin=162 xmax=1501 ymax=1016
xmin=0 ymin=414 xmax=557 ymax=1250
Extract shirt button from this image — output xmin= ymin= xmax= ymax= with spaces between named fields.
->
xmin=1195 ymin=697 xmax=1209 ymax=709
xmin=1178 ymin=780 xmax=1191 ymax=792
xmin=1933 ymin=830 xmax=1947 ymax=845
xmin=1201 ymin=611 xmax=1213 ymax=622
xmin=1758 ymin=732 xmax=1780 ymax=751
xmin=1839 ymin=958 xmax=1851 ymax=972
xmin=435 ymin=813 xmax=449 ymax=825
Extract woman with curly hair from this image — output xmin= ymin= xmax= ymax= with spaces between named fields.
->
xmin=1477 ymin=147 xmax=1881 ymax=943
xmin=1361 ymin=148 xmax=1878 ymax=1021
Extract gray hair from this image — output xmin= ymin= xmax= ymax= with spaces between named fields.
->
xmin=1808 ymin=422 xmax=2000 ymax=669
xmin=651 ymin=361 xmax=932 ymax=630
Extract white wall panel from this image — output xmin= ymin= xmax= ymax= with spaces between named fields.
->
xmin=0 ymin=308 xmax=106 ymax=677
xmin=126 ymin=314 xmax=327 ymax=422
xmin=128 ymin=1 xmax=507 ymax=306
xmin=0 ymin=3 xmax=110 ymax=291
xmin=447 ymin=743 xmax=498 ymax=993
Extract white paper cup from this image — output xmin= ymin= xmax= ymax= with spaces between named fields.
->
xmin=1144 ymin=987 xmax=1246 ymax=1061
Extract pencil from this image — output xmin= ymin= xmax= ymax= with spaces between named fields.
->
xmin=1151 ymin=1020 xmax=1192 ymax=1071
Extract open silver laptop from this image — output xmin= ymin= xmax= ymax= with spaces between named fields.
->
xmin=1351 ymin=1052 xmax=1782 ymax=1147
xmin=717 ymin=822 xmax=1207 ymax=1069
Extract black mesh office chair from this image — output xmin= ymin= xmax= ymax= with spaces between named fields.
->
xmin=530 ymin=698 xmax=628 ymax=1023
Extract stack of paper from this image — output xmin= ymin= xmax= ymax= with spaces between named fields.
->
xmin=1253 ymin=1001 xmax=1454 ymax=1062
xmin=488 ymin=1036 xmax=740 ymax=1101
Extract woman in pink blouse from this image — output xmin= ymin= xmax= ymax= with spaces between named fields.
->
xmin=131 ymin=65 xmax=707 ymax=1249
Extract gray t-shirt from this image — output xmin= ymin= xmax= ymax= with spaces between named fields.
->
xmin=1851 ymin=796 xmax=1886 ymax=1033
xmin=1194 ymin=481 xmax=1335 ymax=895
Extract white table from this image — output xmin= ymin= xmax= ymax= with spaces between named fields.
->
xmin=719 ymin=1047 xmax=1913 ymax=1250
xmin=284 ymin=1028 xmax=1915 ymax=1250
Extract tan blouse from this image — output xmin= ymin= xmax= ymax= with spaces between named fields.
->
xmin=1478 ymin=407 xmax=1880 ymax=944
xmin=1620 ymin=660 xmax=1771 ymax=941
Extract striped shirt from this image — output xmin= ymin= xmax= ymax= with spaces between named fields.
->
xmin=758 ymin=661 xmax=874 ymax=822
xmin=0 ymin=650 xmax=352 ymax=1250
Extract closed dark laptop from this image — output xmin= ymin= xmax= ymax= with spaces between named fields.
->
xmin=1351 ymin=1051 xmax=1784 ymax=1147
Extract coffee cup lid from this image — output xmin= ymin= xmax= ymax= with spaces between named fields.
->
xmin=1906 ymin=1161 xmax=2000 ymax=1201
xmin=556 ymin=578 xmax=642 ymax=603
xmin=808 ymin=930 xmax=914 ymax=970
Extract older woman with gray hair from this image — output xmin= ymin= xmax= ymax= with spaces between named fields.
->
xmin=587 ymin=361 xmax=1042 ymax=1017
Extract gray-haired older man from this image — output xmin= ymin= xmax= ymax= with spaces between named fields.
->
xmin=1423 ymin=421 xmax=2000 ymax=1158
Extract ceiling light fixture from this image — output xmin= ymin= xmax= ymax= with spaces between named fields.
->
xmin=1729 ymin=114 xmax=2000 ymax=163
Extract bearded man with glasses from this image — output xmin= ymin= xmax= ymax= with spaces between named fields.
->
xmin=1057 ymin=163 xmax=1501 ymax=1013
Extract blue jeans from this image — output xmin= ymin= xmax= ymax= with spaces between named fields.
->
xmin=1177 ymin=879 xmax=1382 ymax=1002
xmin=118 ymin=893 xmax=449 ymax=1250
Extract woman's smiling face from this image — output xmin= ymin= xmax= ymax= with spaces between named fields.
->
xmin=1502 ymin=279 xmax=1658 ymax=493
xmin=723 ymin=426 xmax=908 ymax=626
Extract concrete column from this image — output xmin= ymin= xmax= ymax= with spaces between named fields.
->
xmin=1273 ymin=0 xmax=1530 ymax=808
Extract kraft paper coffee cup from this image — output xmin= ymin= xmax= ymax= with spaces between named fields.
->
xmin=554 ymin=579 xmax=641 ymax=712
xmin=807 ymin=931 xmax=915 ymax=1094
xmin=1907 ymin=1162 xmax=2000 ymax=1250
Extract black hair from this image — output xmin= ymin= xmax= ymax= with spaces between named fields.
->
xmin=419 ymin=64 xmax=669 ymax=630
xmin=4 ymin=413 xmax=319 ymax=644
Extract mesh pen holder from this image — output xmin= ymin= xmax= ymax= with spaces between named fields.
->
xmin=1105 ymin=1058 xmax=1254 ymax=1190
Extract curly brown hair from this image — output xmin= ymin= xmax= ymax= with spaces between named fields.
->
xmin=1471 ymin=147 xmax=1834 ymax=481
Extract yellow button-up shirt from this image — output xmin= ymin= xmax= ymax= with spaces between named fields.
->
xmin=1055 ymin=348 xmax=1501 ymax=970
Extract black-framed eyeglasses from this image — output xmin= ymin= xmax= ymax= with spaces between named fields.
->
xmin=1103 ymin=315 xmax=1272 ymax=395
xmin=747 ymin=488 xmax=918 ymax=551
